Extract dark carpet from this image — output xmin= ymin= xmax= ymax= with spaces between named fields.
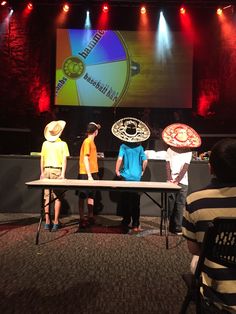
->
xmin=0 ymin=214 xmax=195 ymax=314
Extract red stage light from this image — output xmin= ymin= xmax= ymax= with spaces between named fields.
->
xmin=102 ymin=4 xmax=109 ymax=13
xmin=27 ymin=2 xmax=33 ymax=10
xmin=63 ymin=3 xmax=70 ymax=13
xmin=180 ymin=7 xmax=186 ymax=15
xmin=217 ymin=8 xmax=223 ymax=16
xmin=1 ymin=1 xmax=7 ymax=6
xmin=141 ymin=6 xmax=146 ymax=15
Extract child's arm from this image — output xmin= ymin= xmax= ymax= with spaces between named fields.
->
xmin=59 ymin=156 xmax=67 ymax=179
xmin=84 ymin=155 xmax=93 ymax=180
xmin=174 ymin=163 xmax=189 ymax=184
xmin=115 ymin=157 xmax=123 ymax=177
xmin=142 ymin=159 xmax=148 ymax=176
xmin=40 ymin=155 xmax=45 ymax=179
xmin=166 ymin=161 xmax=172 ymax=182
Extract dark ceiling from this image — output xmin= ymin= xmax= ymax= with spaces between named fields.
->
xmin=7 ymin=1 xmax=236 ymax=7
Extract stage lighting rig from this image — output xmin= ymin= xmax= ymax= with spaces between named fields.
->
xmin=3 ymin=0 xmax=236 ymax=12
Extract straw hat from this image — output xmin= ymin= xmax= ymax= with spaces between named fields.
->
xmin=162 ymin=123 xmax=201 ymax=148
xmin=111 ymin=117 xmax=150 ymax=143
xmin=44 ymin=120 xmax=66 ymax=142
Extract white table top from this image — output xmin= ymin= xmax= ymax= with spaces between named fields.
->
xmin=26 ymin=179 xmax=181 ymax=193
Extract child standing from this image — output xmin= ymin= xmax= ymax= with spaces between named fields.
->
xmin=77 ymin=122 xmax=101 ymax=229
xmin=40 ymin=120 xmax=70 ymax=231
xmin=162 ymin=123 xmax=201 ymax=235
xmin=112 ymin=117 xmax=150 ymax=232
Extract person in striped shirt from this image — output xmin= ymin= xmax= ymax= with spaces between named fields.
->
xmin=182 ymin=138 xmax=236 ymax=313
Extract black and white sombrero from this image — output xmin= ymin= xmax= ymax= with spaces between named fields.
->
xmin=111 ymin=117 xmax=150 ymax=143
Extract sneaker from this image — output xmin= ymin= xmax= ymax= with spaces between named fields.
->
xmin=51 ymin=223 xmax=60 ymax=232
xmin=88 ymin=217 xmax=95 ymax=226
xmin=44 ymin=223 xmax=51 ymax=230
xmin=121 ymin=218 xmax=131 ymax=227
xmin=79 ymin=219 xmax=88 ymax=229
xmin=175 ymin=228 xmax=183 ymax=236
xmin=175 ymin=231 xmax=183 ymax=236
xmin=132 ymin=226 xmax=141 ymax=232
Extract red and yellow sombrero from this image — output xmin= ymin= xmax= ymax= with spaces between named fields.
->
xmin=162 ymin=123 xmax=201 ymax=148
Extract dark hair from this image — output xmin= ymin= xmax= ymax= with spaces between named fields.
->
xmin=86 ymin=122 xmax=100 ymax=134
xmin=209 ymin=138 xmax=236 ymax=183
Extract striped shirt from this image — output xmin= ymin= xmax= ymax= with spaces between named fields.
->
xmin=182 ymin=178 xmax=236 ymax=313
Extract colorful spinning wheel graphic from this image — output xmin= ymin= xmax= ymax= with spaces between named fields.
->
xmin=55 ymin=29 xmax=131 ymax=107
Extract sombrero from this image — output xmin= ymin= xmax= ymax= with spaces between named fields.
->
xmin=162 ymin=123 xmax=201 ymax=148
xmin=111 ymin=117 xmax=150 ymax=143
xmin=44 ymin=120 xmax=66 ymax=142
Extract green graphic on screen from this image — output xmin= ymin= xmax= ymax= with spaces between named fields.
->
xmin=55 ymin=29 xmax=131 ymax=107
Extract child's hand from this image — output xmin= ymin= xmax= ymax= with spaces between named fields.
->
xmin=172 ymin=180 xmax=179 ymax=185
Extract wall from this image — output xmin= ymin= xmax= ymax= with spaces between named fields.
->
xmin=1 ymin=5 xmax=236 ymax=155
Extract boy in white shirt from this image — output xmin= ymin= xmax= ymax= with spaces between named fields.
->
xmin=162 ymin=123 xmax=201 ymax=235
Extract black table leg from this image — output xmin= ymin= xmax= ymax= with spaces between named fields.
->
xmin=35 ymin=189 xmax=52 ymax=245
xmin=164 ymin=193 xmax=169 ymax=249
xmin=35 ymin=189 xmax=45 ymax=245
xmin=160 ymin=193 xmax=164 ymax=236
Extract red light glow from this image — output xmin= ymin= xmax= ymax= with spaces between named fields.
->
xmin=38 ymin=86 xmax=50 ymax=112
xmin=141 ymin=6 xmax=146 ymax=15
xmin=180 ymin=7 xmax=186 ymax=15
xmin=1 ymin=1 xmax=7 ymax=6
xmin=23 ymin=2 xmax=33 ymax=16
xmin=138 ymin=5 xmax=150 ymax=30
xmin=180 ymin=7 xmax=197 ymax=44
xmin=217 ymin=8 xmax=223 ymax=16
xmin=63 ymin=3 xmax=69 ymax=12
xmin=197 ymin=79 xmax=219 ymax=117
xmin=27 ymin=3 xmax=33 ymax=10
xmin=103 ymin=4 xmax=109 ymax=13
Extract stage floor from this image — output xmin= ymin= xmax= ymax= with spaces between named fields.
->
xmin=0 ymin=213 xmax=195 ymax=314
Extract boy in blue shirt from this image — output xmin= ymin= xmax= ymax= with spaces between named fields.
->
xmin=112 ymin=117 xmax=150 ymax=232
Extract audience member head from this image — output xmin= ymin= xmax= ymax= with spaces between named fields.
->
xmin=209 ymin=138 xmax=236 ymax=183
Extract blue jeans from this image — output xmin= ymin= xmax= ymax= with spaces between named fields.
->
xmin=168 ymin=183 xmax=188 ymax=231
